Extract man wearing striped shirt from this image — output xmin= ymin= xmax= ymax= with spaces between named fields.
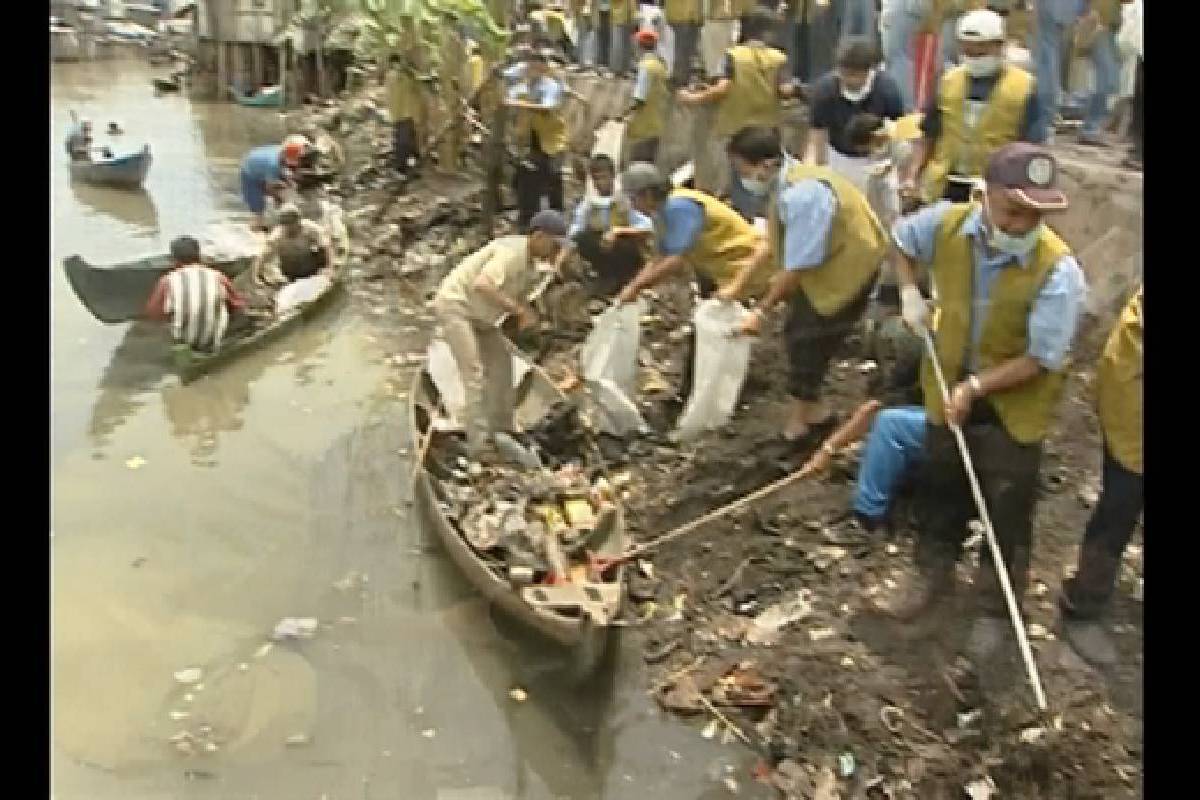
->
xmin=145 ymin=236 xmax=247 ymax=354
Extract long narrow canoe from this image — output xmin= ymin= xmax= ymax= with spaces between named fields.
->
xmin=173 ymin=203 xmax=351 ymax=383
xmin=62 ymin=253 xmax=253 ymax=324
xmin=231 ymin=85 xmax=283 ymax=108
xmin=69 ymin=144 xmax=152 ymax=189
xmin=409 ymin=349 xmax=627 ymax=675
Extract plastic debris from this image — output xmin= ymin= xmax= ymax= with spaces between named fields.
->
xmin=125 ymin=455 xmax=147 ymax=470
xmin=838 ymin=752 xmax=856 ymax=778
xmin=1019 ymin=726 xmax=1047 ymax=744
xmin=173 ymin=667 xmax=203 ymax=685
xmin=745 ymin=591 xmax=813 ymax=646
xmin=421 ymin=728 xmax=436 ymax=739
xmin=272 ymin=617 xmax=320 ymax=641
xmin=964 ymin=776 xmax=997 ymax=800
xmin=285 ymin=733 xmax=312 ymax=747
xmin=509 ymin=687 xmax=528 ymax=703
xmin=701 ymin=719 xmax=719 ymax=739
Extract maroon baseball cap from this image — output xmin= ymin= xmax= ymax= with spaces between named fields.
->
xmin=983 ymin=143 xmax=1068 ymax=212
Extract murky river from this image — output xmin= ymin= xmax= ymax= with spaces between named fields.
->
xmin=51 ymin=58 xmax=761 ymax=799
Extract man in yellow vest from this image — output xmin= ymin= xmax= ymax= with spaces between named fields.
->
xmin=1060 ymin=285 xmax=1142 ymax=666
xmin=623 ymin=29 xmax=670 ymax=166
xmin=505 ymin=50 xmax=569 ymax=228
xmin=899 ymin=8 xmax=1041 ymax=207
xmin=385 ymin=53 xmax=425 ymax=180
xmin=730 ymin=126 xmax=888 ymax=442
xmin=664 ymin=0 xmax=702 ymax=85
xmin=882 ymin=143 xmax=1087 ymax=661
xmin=614 ymin=162 xmax=773 ymax=402
xmin=678 ymin=9 xmax=800 ymax=219
xmin=610 ymin=0 xmax=637 ymax=75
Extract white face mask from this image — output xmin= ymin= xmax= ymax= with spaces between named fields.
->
xmin=982 ymin=193 xmax=1042 ymax=257
xmin=592 ymin=194 xmax=613 ymax=207
xmin=840 ymin=70 xmax=875 ymax=103
xmin=742 ymin=177 xmax=771 ymax=196
xmin=962 ymin=54 xmax=1001 ymax=78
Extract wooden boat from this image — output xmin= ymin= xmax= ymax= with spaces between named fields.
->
xmin=173 ymin=205 xmax=351 ymax=383
xmin=231 ymin=85 xmax=283 ymax=108
xmin=69 ymin=144 xmax=153 ymax=189
xmin=62 ymin=252 xmax=253 ymax=324
xmin=408 ymin=349 xmax=628 ymax=675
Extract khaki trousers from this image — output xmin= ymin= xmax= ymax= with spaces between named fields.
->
xmin=434 ymin=300 xmax=514 ymax=450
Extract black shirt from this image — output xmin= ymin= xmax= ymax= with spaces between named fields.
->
xmin=919 ymin=69 xmax=1041 ymax=143
xmin=809 ymin=70 xmax=905 ymax=157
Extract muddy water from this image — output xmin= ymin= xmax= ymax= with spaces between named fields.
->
xmin=51 ymin=59 xmax=759 ymax=799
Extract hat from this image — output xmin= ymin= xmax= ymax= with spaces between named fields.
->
xmin=984 ymin=143 xmax=1068 ymax=211
xmin=622 ymin=162 xmax=667 ymax=195
xmin=529 ymin=209 xmax=568 ymax=239
xmin=635 ymin=28 xmax=659 ymax=47
xmin=279 ymin=201 xmax=301 ymax=219
xmin=957 ymin=9 xmax=1005 ymax=43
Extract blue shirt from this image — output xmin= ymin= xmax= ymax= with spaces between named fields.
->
xmin=241 ymin=144 xmax=283 ymax=183
xmin=568 ymin=197 xmax=654 ymax=240
xmin=775 ymin=176 xmax=837 ymax=272
xmin=892 ymin=201 xmax=1087 ymax=371
xmin=507 ymin=75 xmax=564 ymax=108
xmin=658 ymin=197 xmax=706 ymax=256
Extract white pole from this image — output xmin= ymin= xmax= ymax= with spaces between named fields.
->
xmin=920 ymin=327 xmax=1048 ymax=712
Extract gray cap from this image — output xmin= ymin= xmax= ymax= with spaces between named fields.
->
xmin=621 ymin=162 xmax=667 ymax=195
xmin=529 ymin=209 xmax=568 ymax=239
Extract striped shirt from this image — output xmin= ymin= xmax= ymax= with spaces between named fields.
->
xmin=145 ymin=265 xmax=246 ymax=352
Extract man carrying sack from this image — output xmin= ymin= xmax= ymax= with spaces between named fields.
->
xmin=880 ymin=143 xmax=1087 ymax=661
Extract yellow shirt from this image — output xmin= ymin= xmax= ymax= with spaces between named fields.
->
xmin=435 ymin=236 xmax=541 ymax=325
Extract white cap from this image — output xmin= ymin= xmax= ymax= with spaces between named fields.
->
xmin=957 ymin=9 xmax=1005 ymax=43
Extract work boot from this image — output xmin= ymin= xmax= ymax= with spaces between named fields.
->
xmin=873 ymin=569 xmax=953 ymax=622
xmin=965 ymin=616 xmax=1008 ymax=662
xmin=1062 ymin=619 xmax=1118 ymax=667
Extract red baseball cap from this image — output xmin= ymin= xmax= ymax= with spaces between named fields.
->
xmin=984 ymin=142 xmax=1068 ymax=212
xmin=635 ymin=29 xmax=659 ymax=47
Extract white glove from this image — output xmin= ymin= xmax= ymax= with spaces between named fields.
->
xmin=900 ymin=284 xmax=930 ymax=332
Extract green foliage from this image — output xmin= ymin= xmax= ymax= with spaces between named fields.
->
xmin=357 ymin=0 xmax=509 ymax=64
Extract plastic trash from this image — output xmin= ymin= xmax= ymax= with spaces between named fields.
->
xmin=580 ymin=299 xmax=644 ymax=397
xmin=275 ymin=274 xmax=331 ymax=314
xmin=672 ymin=299 xmax=753 ymax=442
xmin=585 ymin=378 xmax=650 ymax=437
xmin=425 ymin=339 xmax=533 ymax=428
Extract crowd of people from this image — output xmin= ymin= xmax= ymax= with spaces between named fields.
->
xmin=131 ymin=0 xmax=1143 ymax=675
xmin=421 ymin=2 xmax=1142 ymax=670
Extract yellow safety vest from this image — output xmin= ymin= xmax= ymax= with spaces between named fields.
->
xmin=766 ymin=163 xmax=886 ymax=317
xmin=611 ymin=0 xmax=634 ymax=25
xmin=532 ymin=8 xmax=570 ymax=39
xmin=715 ymin=44 xmax=788 ymax=137
xmin=1096 ymin=286 xmax=1143 ymax=474
xmin=386 ymin=68 xmax=423 ymax=124
xmin=920 ymin=203 xmax=1073 ymax=444
xmin=665 ymin=0 xmax=702 ymax=25
xmin=512 ymin=80 xmax=569 ymax=156
xmin=627 ymin=54 xmax=669 ymax=143
xmin=921 ymin=64 xmax=1035 ymax=203
xmin=670 ymin=188 xmax=775 ymax=298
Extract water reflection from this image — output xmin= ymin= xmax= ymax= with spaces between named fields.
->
xmin=69 ymin=181 xmax=159 ymax=232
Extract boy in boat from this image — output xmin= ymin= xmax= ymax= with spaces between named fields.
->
xmin=239 ymin=135 xmax=308 ymax=231
xmin=145 ymin=236 xmax=248 ymax=354
xmin=431 ymin=210 xmax=569 ymax=458
xmin=252 ymin=202 xmax=335 ymax=287
xmin=557 ymin=154 xmax=655 ymax=297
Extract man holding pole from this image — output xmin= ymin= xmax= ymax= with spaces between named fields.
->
xmin=881 ymin=143 xmax=1086 ymax=662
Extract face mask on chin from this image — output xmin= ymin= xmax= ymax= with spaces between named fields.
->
xmin=962 ymin=53 xmax=1001 ymax=78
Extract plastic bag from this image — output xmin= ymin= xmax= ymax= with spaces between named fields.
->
xmin=425 ymin=339 xmax=533 ymax=428
xmin=580 ymin=299 xmax=644 ymax=396
xmin=673 ymin=299 xmax=753 ymax=442
xmin=580 ymin=300 xmax=649 ymax=436
xmin=275 ymin=274 xmax=331 ymax=314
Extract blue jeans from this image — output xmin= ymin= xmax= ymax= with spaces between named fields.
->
xmin=1083 ymin=28 xmax=1118 ymax=136
xmin=853 ymin=405 xmax=926 ymax=520
xmin=881 ymin=7 xmax=919 ymax=112
xmin=1032 ymin=13 xmax=1065 ymax=141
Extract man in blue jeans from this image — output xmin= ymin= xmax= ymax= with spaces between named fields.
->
xmin=1079 ymin=0 xmax=1126 ymax=146
xmin=1032 ymin=0 xmax=1081 ymax=141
